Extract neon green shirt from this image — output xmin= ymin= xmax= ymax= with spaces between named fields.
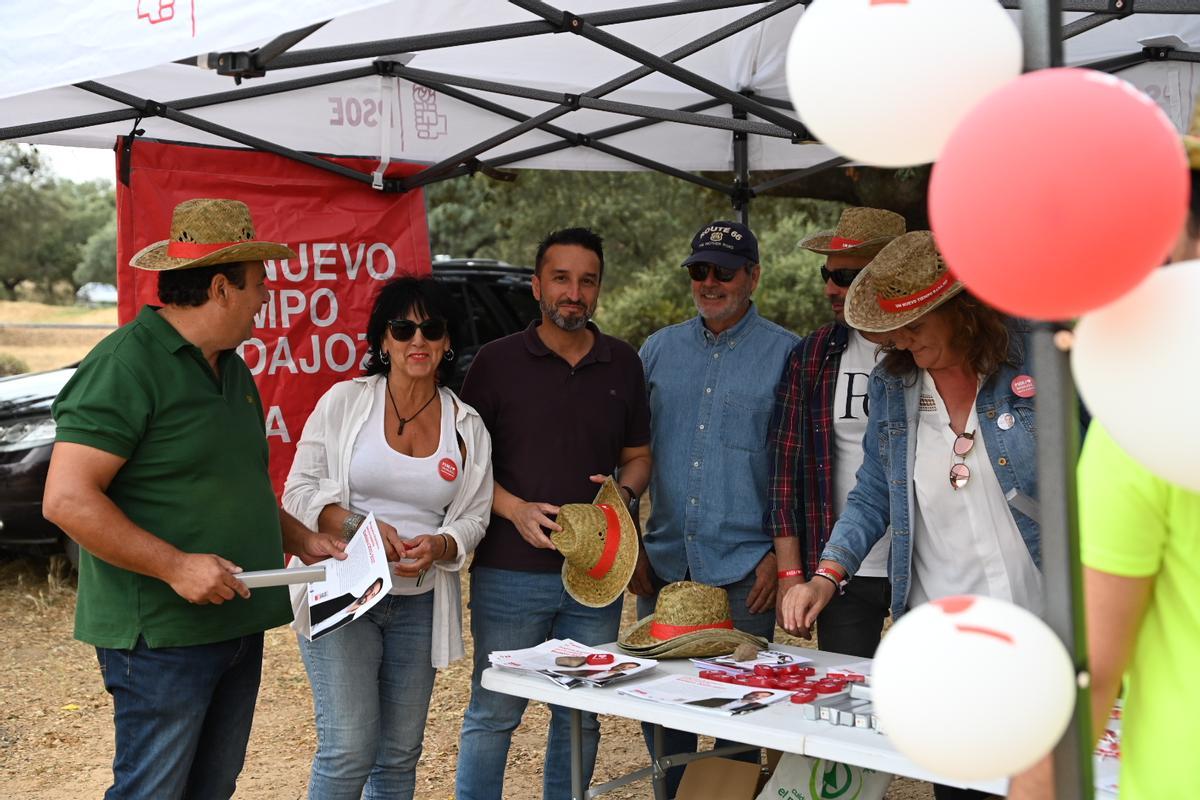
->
xmin=1078 ymin=423 xmax=1200 ymax=800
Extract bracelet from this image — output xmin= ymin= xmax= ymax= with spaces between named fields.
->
xmin=813 ymin=572 xmax=842 ymax=595
xmin=340 ymin=512 xmax=366 ymax=543
xmin=814 ymin=566 xmax=849 ymax=595
xmin=777 ymin=568 xmax=804 ymax=580
xmin=436 ymin=532 xmax=450 ymax=560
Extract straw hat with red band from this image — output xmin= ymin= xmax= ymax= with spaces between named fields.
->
xmin=798 ymin=206 xmax=907 ymax=257
xmin=549 ymin=477 xmax=638 ymax=608
xmin=617 ymin=581 xmax=767 ymax=659
xmin=129 ymin=198 xmax=298 ymax=271
xmin=843 ymin=230 xmax=964 ymax=333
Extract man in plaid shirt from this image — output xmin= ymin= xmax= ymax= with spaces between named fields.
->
xmin=766 ymin=208 xmax=906 ymax=657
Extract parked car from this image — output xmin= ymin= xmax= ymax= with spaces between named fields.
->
xmin=0 ymin=258 xmax=538 ymax=565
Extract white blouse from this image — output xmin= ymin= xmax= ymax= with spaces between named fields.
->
xmin=908 ymin=371 xmax=1043 ymax=615
xmin=282 ymin=376 xmax=493 ymax=668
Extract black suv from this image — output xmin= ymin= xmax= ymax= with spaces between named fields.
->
xmin=0 ymin=258 xmax=538 ymax=564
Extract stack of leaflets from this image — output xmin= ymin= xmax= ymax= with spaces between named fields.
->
xmin=489 ymin=639 xmax=657 ymax=689
xmin=618 ymin=674 xmax=793 ymax=716
xmin=690 ymin=649 xmax=814 ymax=676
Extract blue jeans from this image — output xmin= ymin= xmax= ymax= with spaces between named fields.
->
xmin=456 ymin=566 xmax=624 ymax=800
xmin=637 ymin=567 xmax=776 ymax=799
xmin=299 ymin=592 xmax=437 ymax=800
xmin=96 ymin=633 xmax=264 ymax=800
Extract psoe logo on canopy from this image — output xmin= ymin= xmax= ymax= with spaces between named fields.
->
xmin=136 ymin=0 xmax=197 ymax=36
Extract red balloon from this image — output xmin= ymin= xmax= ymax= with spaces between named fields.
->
xmin=929 ymin=68 xmax=1188 ymax=320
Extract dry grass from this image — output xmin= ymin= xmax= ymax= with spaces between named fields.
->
xmin=0 ymin=556 xmax=934 ymax=799
xmin=0 ymin=301 xmax=117 ymax=373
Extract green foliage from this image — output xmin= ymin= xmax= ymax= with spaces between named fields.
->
xmin=0 ymin=144 xmax=115 ymax=301
xmin=74 ymin=218 xmax=118 ymax=286
xmin=425 ymin=170 xmax=846 ymax=345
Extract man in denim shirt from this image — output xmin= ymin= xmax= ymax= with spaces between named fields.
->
xmin=638 ymin=221 xmax=799 ymax=791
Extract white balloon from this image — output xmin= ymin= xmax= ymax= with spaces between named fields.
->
xmin=872 ymin=595 xmax=1075 ymax=781
xmin=785 ymin=0 xmax=1022 ymax=167
xmin=1073 ymin=263 xmax=1200 ymax=491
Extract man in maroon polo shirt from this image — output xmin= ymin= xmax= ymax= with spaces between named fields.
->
xmin=456 ymin=227 xmax=652 ymax=800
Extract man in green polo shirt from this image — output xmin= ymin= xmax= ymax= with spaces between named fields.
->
xmin=43 ymin=198 xmax=345 ymax=800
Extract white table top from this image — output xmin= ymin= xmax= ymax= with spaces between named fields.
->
xmin=481 ymin=642 xmax=1008 ymax=795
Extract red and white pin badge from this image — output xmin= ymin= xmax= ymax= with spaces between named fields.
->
xmin=1011 ymin=375 xmax=1036 ymax=398
xmin=437 ymin=458 xmax=458 ymax=482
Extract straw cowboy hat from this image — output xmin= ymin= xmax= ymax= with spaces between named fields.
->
xmin=843 ymin=230 xmax=964 ymax=333
xmin=129 ymin=198 xmax=297 ymax=271
xmin=798 ymin=207 xmax=906 ymax=257
xmin=618 ymin=581 xmax=767 ymax=659
xmin=550 ymin=477 xmax=638 ymax=608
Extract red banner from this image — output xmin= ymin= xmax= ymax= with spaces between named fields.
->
xmin=116 ymin=139 xmax=431 ymax=493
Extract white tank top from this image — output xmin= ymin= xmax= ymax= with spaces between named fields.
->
xmin=348 ymin=384 xmax=462 ymax=595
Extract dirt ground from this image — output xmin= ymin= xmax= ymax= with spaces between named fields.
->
xmin=0 ymin=556 xmax=938 ymax=800
xmin=0 ymin=300 xmax=117 ymax=374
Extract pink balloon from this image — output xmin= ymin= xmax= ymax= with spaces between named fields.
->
xmin=929 ymin=68 xmax=1188 ymax=320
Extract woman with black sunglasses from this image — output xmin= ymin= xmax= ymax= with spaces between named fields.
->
xmin=781 ymin=233 xmax=1042 ymax=799
xmin=282 ymin=277 xmax=493 ymax=800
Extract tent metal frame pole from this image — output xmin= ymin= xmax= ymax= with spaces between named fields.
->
xmin=411 ymin=98 xmax=727 ymax=186
xmin=400 ymin=0 xmax=801 ymax=189
xmin=1076 ymin=51 xmax=1151 ymax=72
xmin=234 ymin=0 xmax=770 ymax=73
xmin=402 ymin=75 xmax=734 ymax=195
xmin=73 ymin=81 xmax=381 ymax=188
xmin=1 ymin=65 xmax=375 ymax=141
xmin=732 ymin=106 xmax=751 ymax=225
xmin=386 ymin=64 xmax=794 ymax=138
xmin=1062 ymin=13 xmax=1123 ymax=39
xmin=510 ymin=0 xmax=808 ymax=137
xmin=252 ymin=21 xmax=330 ymax=67
xmin=1002 ymin=0 xmax=1200 ymax=10
xmin=1021 ymin=4 xmax=1093 ymax=800
xmin=750 ymin=156 xmax=850 ymax=194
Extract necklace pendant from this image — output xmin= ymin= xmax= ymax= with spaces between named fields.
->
xmin=396 ymin=419 xmax=406 ymax=435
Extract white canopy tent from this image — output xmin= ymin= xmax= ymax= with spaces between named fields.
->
xmin=4 ymin=1 xmax=1200 ymax=201
xmin=4 ymin=4 xmax=1200 ymax=798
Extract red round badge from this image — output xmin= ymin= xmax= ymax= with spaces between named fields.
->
xmin=585 ymin=653 xmax=614 ymax=666
xmin=437 ymin=458 xmax=458 ymax=482
xmin=1011 ymin=375 xmax=1036 ymax=398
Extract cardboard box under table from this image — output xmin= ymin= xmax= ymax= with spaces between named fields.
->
xmin=481 ymin=643 xmax=1006 ymax=800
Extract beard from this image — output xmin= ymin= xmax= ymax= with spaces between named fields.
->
xmin=541 ymin=297 xmax=592 ymax=332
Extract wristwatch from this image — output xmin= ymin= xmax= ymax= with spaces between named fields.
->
xmin=619 ymin=484 xmax=640 ymax=514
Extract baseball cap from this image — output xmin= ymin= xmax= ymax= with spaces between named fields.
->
xmin=681 ymin=221 xmax=760 ymax=271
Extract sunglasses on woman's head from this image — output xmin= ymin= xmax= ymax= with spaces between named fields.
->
xmin=686 ymin=263 xmax=745 ymax=283
xmin=387 ymin=318 xmax=447 ymax=342
xmin=820 ymin=266 xmax=862 ymax=288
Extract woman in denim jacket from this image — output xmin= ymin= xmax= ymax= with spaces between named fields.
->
xmin=781 ymin=231 xmax=1042 ymax=636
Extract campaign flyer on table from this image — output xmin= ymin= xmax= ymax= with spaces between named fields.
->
xmin=490 ymin=639 xmax=658 ymax=689
xmin=619 ymin=674 xmax=793 ymax=716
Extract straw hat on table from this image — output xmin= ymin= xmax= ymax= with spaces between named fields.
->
xmin=618 ymin=581 xmax=767 ymax=659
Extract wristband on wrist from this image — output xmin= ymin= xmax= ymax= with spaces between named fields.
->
xmin=777 ymin=568 xmax=804 ymax=580
xmin=813 ymin=566 xmax=848 ymax=595
xmin=437 ymin=532 xmax=451 ymax=560
xmin=619 ymin=484 xmax=639 ymax=512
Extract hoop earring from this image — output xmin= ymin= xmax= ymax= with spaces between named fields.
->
xmin=380 ymin=351 xmax=390 ymax=365
xmin=443 ymin=348 xmax=455 ymax=363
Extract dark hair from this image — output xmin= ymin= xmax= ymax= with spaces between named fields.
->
xmin=880 ymin=291 xmax=1012 ymax=379
xmin=363 ymin=277 xmax=459 ymax=384
xmin=534 ymin=227 xmax=605 ymax=280
xmin=157 ymin=262 xmax=247 ymax=307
